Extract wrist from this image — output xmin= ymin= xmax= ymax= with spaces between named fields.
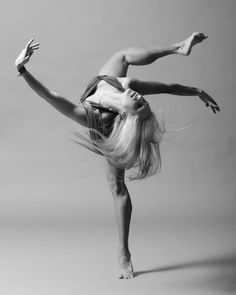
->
xmin=196 ymin=88 xmax=203 ymax=96
xmin=15 ymin=61 xmax=24 ymax=70
xmin=17 ymin=65 xmax=27 ymax=76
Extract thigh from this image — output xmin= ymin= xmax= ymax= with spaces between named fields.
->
xmin=106 ymin=161 xmax=125 ymax=194
xmin=99 ymin=51 xmax=129 ymax=77
xmin=105 ymin=161 xmax=126 ymax=196
xmin=106 ymin=160 xmax=125 ymax=181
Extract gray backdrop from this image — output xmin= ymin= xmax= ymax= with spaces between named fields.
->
xmin=1 ymin=0 xmax=235 ymax=226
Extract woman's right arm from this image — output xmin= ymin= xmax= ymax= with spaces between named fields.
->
xmin=15 ymin=39 xmax=88 ymax=126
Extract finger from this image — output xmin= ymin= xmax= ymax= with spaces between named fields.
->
xmin=30 ymin=43 xmax=40 ymax=49
xmin=210 ymin=106 xmax=217 ymax=113
xmin=209 ymin=102 xmax=220 ymax=111
xmin=24 ymin=56 xmax=30 ymax=63
xmin=31 ymin=42 xmax=39 ymax=47
xmin=203 ymin=93 xmax=218 ymax=106
xmin=207 ymin=97 xmax=219 ymax=107
xmin=24 ymin=54 xmax=33 ymax=62
xmin=25 ymin=50 xmax=33 ymax=59
xmin=30 ymin=46 xmax=40 ymax=50
xmin=26 ymin=38 xmax=34 ymax=50
xmin=198 ymin=33 xmax=208 ymax=39
xmin=211 ymin=101 xmax=219 ymax=107
xmin=214 ymin=105 xmax=220 ymax=112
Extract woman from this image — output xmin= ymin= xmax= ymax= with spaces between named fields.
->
xmin=15 ymin=32 xmax=220 ymax=279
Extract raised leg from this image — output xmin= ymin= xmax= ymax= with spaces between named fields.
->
xmin=98 ymin=32 xmax=207 ymax=77
xmin=106 ymin=162 xmax=134 ymax=279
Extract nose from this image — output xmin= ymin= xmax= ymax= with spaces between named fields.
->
xmin=126 ymin=89 xmax=144 ymax=100
xmin=127 ymin=88 xmax=135 ymax=96
xmin=136 ymin=93 xmax=144 ymax=101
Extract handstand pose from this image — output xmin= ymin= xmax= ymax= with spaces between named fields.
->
xmin=15 ymin=32 xmax=220 ymax=279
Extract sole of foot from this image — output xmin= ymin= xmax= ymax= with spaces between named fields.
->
xmin=177 ymin=32 xmax=208 ymax=56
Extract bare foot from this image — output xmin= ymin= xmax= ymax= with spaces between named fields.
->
xmin=176 ymin=32 xmax=208 ymax=56
xmin=118 ymin=252 xmax=134 ymax=279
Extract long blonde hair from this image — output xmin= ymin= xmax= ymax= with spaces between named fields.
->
xmin=74 ymin=106 xmax=165 ymax=181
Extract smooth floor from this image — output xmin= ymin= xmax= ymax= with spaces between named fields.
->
xmin=1 ymin=220 xmax=235 ymax=295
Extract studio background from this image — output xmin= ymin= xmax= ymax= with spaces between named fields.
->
xmin=1 ymin=0 xmax=235 ymax=227
xmin=1 ymin=1 xmax=236 ymax=294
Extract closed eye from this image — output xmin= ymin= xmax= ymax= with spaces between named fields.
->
xmin=131 ymin=92 xmax=136 ymax=98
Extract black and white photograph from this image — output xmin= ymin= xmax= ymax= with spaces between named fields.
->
xmin=1 ymin=0 xmax=235 ymax=294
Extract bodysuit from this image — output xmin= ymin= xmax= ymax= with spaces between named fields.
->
xmin=80 ymin=75 xmax=126 ymax=138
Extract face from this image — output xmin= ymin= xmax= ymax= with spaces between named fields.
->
xmin=121 ymin=89 xmax=151 ymax=119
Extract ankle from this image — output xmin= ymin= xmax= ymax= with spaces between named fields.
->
xmin=118 ymin=247 xmax=131 ymax=257
xmin=173 ymin=43 xmax=182 ymax=54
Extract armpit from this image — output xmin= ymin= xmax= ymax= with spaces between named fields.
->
xmin=117 ymin=77 xmax=132 ymax=89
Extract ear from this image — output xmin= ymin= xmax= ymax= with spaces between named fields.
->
xmin=118 ymin=112 xmax=127 ymax=123
xmin=119 ymin=111 xmax=126 ymax=119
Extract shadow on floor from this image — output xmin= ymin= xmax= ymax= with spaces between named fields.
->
xmin=135 ymin=252 xmax=236 ymax=292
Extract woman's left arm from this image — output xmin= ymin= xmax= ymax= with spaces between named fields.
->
xmin=166 ymin=84 xmax=220 ymax=113
xmin=129 ymin=79 xmax=220 ymax=113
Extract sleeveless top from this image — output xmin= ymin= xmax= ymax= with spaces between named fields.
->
xmin=80 ymin=75 xmax=125 ymax=107
xmin=80 ymin=75 xmax=126 ymax=138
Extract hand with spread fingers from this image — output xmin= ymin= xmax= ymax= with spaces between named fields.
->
xmin=199 ymin=90 xmax=220 ymax=113
xmin=15 ymin=38 xmax=40 ymax=70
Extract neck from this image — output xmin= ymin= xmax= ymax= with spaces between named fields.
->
xmin=100 ymin=92 xmax=123 ymax=113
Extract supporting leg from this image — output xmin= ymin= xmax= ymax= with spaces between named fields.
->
xmin=106 ymin=162 xmax=134 ymax=279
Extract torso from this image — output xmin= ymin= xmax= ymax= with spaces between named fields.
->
xmin=85 ymin=77 xmax=130 ymax=112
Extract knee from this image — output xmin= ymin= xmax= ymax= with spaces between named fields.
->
xmin=107 ymin=173 xmax=127 ymax=197
xmin=111 ymin=51 xmax=128 ymax=66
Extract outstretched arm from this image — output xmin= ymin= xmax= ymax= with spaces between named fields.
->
xmin=15 ymin=39 xmax=88 ymax=126
xmin=129 ymin=79 xmax=220 ymax=113
xmin=19 ymin=70 xmax=88 ymax=126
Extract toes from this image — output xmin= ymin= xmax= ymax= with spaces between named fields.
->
xmin=127 ymin=272 xmax=134 ymax=279
xmin=194 ymin=32 xmax=208 ymax=40
xmin=125 ymin=272 xmax=134 ymax=279
xmin=200 ymin=32 xmax=208 ymax=37
xmin=129 ymin=272 xmax=134 ymax=279
xmin=118 ymin=271 xmax=134 ymax=279
xmin=124 ymin=273 xmax=130 ymax=279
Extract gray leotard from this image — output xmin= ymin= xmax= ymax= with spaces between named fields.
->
xmin=80 ymin=75 xmax=125 ymax=139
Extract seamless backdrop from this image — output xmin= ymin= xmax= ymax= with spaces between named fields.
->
xmin=0 ymin=0 xmax=236 ymax=226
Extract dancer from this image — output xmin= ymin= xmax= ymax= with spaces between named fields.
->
xmin=15 ymin=32 xmax=220 ymax=279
